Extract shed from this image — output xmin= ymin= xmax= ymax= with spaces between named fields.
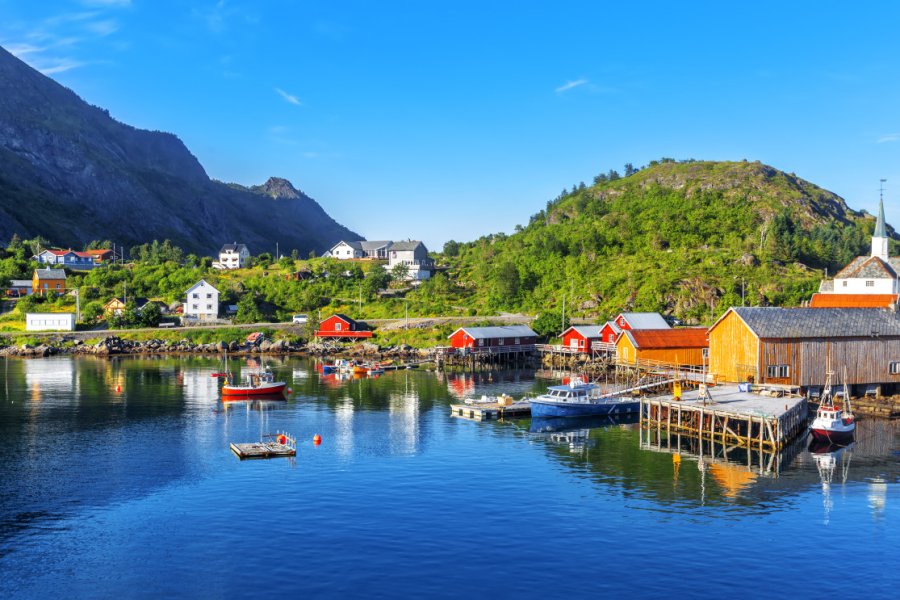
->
xmin=315 ymin=314 xmax=373 ymax=339
xmin=708 ymin=306 xmax=900 ymax=393
xmin=448 ymin=325 xmax=537 ymax=349
xmin=26 ymin=312 xmax=76 ymax=332
xmin=560 ymin=325 xmax=607 ymax=354
xmin=616 ymin=328 xmax=708 ymax=367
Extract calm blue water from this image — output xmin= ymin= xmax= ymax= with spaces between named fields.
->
xmin=1 ymin=356 xmax=898 ymax=598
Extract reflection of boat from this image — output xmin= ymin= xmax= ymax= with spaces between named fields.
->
xmin=221 ymin=394 xmax=288 ymax=410
xmin=529 ymin=378 xmax=639 ymax=418
xmin=222 ymin=367 xmax=286 ymax=396
xmin=321 ymin=363 xmax=336 ymax=374
xmin=810 ymin=371 xmax=855 ymax=444
xmin=529 ymin=413 xmax=638 ymax=433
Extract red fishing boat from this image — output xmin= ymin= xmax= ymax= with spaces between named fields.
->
xmin=222 ymin=367 xmax=286 ymax=397
xmin=810 ymin=371 xmax=855 ymax=444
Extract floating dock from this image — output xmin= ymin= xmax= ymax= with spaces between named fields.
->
xmin=230 ymin=431 xmax=297 ymax=459
xmin=450 ymin=400 xmax=531 ymax=421
xmin=640 ymin=385 xmax=808 ymax=451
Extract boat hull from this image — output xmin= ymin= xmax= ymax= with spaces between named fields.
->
xmin=530 ymin=398 xmax=640 ymax=418
xmin=810 ymin=427 xmax=854 ymax=444
xmin=222 ymin=382 xmax=286 ymax=396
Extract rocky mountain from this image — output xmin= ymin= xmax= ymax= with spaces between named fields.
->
xmin=0 ymin=45 xmax=359 ymax=255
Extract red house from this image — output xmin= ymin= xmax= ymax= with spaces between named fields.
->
xmin=612 ymin=312 xmax=670 ymax=331
xmin=314 ymin=314 xmax=373 ymax=339
xmin=598 ymin=321 xmax=623 ymax=345
xmin=560 ymin=325 xmax=606 ymax=354
xmin=448 ymin=325 xmax=537 ymax=350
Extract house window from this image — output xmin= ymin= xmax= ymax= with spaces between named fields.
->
xmin=192 ymin=304 xmax=198 ymax=310
xmin=766 ymin=364 xmax=790 ymax=378
xmin=702 ymin=348 xmax=709 ymax=358
xmin=206 ymin=304 xmax=212 ymax=310
xmin=56 ymin=284 xmax=60 ymax=289
xmin=515 ymin=338 xmax=520 ymax=345
xmin=841 ymin=281 xmax=847 ymax=287
xmin=335 ymin=322 xmax=342 ymax=331
xmin=43 ymin=284 xmax=48 ymax=289
xmin=890 ymin=361 xmax=900 ymax=375
xmin=579 ymin=339 xmax=584 ymax=347
xmin=866 ymin=280 xmax=875 ymax=287
xmin=193 ymin=293 xmax=199 ymax=299
xmin=206 ymin=293 xmax=212 ymax=299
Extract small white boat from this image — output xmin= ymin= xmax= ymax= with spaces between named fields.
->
xmin=464 ymin=394 xmax=514 ymax=405
xmin=810 ymin=370 xmax=855 ymax=444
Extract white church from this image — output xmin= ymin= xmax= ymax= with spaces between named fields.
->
xmin=812 ymin=196 xmax=899 ymax=308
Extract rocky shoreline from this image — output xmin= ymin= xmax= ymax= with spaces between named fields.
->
xmin=0 ymin=335 xmax=434 ymax=360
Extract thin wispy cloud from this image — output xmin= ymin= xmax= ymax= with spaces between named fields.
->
xmin=81 ymin=0 xmax=131 ymax=6
xmin=86 ymin=19 xmax=119 ymax=36
xmin=275 ymin=87 xmax=301 ymax=106
xmin=877 ymin=134 xmax=900 ymax=144
xmin=40 ymin=59 xmax=87 ymax=75
xmin=555 ymin=78 xmax=588 ymax=93
xmin=4 ymin=43 xmax=45 ymax=57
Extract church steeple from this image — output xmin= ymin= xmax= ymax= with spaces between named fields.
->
xmin=872 ymin=180 xmax=889 ymax=260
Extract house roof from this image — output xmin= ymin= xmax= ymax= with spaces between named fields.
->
xmin=809 ymin=293 xmax=898 ymax=308
xmin=43 ymin=249 xmax=92 ymax=258
xmin=84 ymin=249 xmax=112 ymax=257
xmin=450 ymin=325 xmax=537 ymax=339
xmin=330 ymin=240 xmax=363 ymax=251
xmin=9 ymin=280 xmax=31 ymax=287
xmin=720 ymin=306 xmax=900 ymax=339
xmin=389 ymin=240 xmax=426 ymax=252
xmin=104 ymin=297 xmax=149 ymax=308
xmin=219 ymin=243 xmax=248 ymax=253
xmin=617 ymin=312 xmax=670 ymax=329
xmin=875 ymin=198 xmax=887 ymax=238
xmin=622 ymin=328 xmax=708 ymax=349
xmin=186 ymin=279 xmax=219 ymax=294
xmin=360 ymin=240 xmax=391 ymax=251
xmin=34 ymin=269 xmax=66 ymax=280
xmin=324 ymin=313 xmax=356 ymax=324
xmin=562 ymin=325 xmax=605 ymax=338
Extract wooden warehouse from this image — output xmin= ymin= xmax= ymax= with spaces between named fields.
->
xmin=616 ymin=328 xmax=709 ymax=367
xmin=708 ymin=307 xmax=900 ymax=394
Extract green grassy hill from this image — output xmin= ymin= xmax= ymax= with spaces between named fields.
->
xmin=441 ymin=159 xmax=885 ymax=324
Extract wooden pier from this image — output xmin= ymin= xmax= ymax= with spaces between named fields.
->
xmin=450 ymin=400 xmax=531 ymax=421
xmin=230 ymin=431 xmax=297 ymax=459
xmin=640 ymin=385 xmax=808 ymax=451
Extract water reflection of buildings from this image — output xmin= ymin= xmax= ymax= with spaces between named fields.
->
xmin=24 ymin=358 xmax=79 ymax=401
xmin=182 ymin=366 xmax=221 ymax=406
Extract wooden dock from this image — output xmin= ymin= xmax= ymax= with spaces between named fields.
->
xmin=450 ymin=400 xmax=531 ymax=421
xmin=230 ymin=431 xmax=297 ymax=459
xmin=640 ymin=384 xmax=808 ymax=451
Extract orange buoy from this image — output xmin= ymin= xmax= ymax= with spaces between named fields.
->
xmin=116 ymin=385 xmax=121 ymax=392
xmin=313 ymin=434 xmax=322 ymax=445
xmin=287 ymin=388 xmax=293 ymax=394
xmin=278 ymin=435 xmax=287 ymax=444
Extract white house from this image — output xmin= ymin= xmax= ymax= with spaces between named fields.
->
xmin=386 ymin=240 xmax=434 ymax=281
xmin=214 ymin=243 xmax=250 ymax=269
xmin=26 ymin=312 xmax=76 ymax=331
xmin=325 ymin=240 xmax=392 ymax=260
xmin=184 ymin=280 xmax=220 ymax=321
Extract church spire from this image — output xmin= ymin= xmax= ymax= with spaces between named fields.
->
xmin=872 ymin=179 xmax=889 ymax=260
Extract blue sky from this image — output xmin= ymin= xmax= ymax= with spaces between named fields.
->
xmin=3 ymin=1 xmax=900 ymax=251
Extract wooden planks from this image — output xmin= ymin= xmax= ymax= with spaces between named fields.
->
xmin=450 ymin=401 xmax=531 ymax=421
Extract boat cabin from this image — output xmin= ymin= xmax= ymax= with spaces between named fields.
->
xmin=544 ymin=385 xmax=593 ymax=402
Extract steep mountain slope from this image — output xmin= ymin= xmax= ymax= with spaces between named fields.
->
xmin=0 ymin=46 xmax=359 ymax=254
xmin=447 ymin=160 xmax=885 ymax=322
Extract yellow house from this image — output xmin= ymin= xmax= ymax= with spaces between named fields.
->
xmin=32 ymin=269 xmax=66 ymax=296
xmin=616 ymin=328 xmax=708 ymax=367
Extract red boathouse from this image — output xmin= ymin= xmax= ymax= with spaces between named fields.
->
xmin=314 ymin=314 xmax=373 ymax=339
xmin=560 ymin=325 xmax=606 ymax=354
xmin=448 ymin=325 xmax=537 ymax=350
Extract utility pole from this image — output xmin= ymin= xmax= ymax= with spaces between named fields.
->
xmin=358 ymin=281 xmax=362 ymax=316
xmin=561 ymin=292 xmax=565 ymax=335
xmin=741 ymin=278 xmax=745 ymax=306
xmin=75 ymin=288 xmax=80 ymax=323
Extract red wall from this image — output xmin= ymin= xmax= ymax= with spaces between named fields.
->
xmin=449 ymin=330 xmax=536 ymax=349
xmin=600 ymin=324 xmax=620 ymax=344
xmin=320 ymin=315 xmax=353 ymax=333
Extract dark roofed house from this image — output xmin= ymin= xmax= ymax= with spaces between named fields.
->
xmin=216 ymin=243 xmax=250 ymax=269
xmin=709 ymin=306 xmax=900 ymax=395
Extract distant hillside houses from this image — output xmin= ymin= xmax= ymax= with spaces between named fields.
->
xmin=325 ymin=239 xmax=434 ymax=280
xmin=213 ymin=243 xmax=250 ymax=269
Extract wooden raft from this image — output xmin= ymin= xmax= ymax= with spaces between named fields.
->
xmin=231 ymin=431 xmax=297 ymax=459
xmin=450 ymin=401 xmax=531 ymax=421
